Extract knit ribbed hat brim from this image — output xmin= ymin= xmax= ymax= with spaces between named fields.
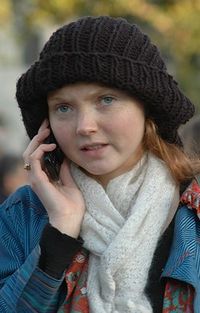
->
xmin=16 ymin=16 xmax=195 ymax=144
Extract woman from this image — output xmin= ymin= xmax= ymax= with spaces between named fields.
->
xmin=0 ymin=16 xmax=200 ymax=313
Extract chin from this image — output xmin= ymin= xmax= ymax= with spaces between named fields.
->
xmin=85 ymin=168 xmax=109 ymax=176
xmin=81 ymin=165 xmax=112 ymax=176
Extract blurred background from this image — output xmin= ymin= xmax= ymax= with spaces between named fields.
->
xmin=0 ymin=0 xmax=199 ymax=196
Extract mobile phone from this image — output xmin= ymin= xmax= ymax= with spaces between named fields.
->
xmin=43 ymin=132 xmax=64 ymax=181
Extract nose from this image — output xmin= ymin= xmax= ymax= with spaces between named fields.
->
xmin=76 ymin=111 xmax=98 ymax=136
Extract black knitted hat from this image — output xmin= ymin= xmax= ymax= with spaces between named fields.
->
xmin=16 ymin=16 xmax=195 ymax=144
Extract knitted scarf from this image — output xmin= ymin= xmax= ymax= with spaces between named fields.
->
xmin=69 ymin=153 xmax=178 ymax=313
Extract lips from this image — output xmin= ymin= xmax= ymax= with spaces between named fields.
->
xmin=80 ymin=143 xmax=108 ymax=151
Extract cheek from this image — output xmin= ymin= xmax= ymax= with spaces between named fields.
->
xmin=107 ymin=113 xmax=145 ymax=143
xmin=128 ymin=107 xmax=145 ymax=135
xmin=131 ymin=117 xmax=145 ymax=138
xmin=50 ymin=122 xmax=72 ymax=150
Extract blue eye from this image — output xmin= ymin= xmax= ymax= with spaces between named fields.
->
xmin=101 ymin=96 xmax=114 ymax=106
xmin=57 ymin=105 xmax=71 ymax=113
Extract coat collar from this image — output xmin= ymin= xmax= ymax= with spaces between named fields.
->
xmin=180 ymin=177 xmax=200 ymax=217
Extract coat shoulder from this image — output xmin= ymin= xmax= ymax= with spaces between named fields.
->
xmin=0 ymin=185 xmax=47 ymax=224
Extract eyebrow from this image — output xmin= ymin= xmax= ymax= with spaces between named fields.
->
xmin=48 ymin=95 xmax=66 ymax=102
xmin=48 ymin=87 xmax=120 ymax=103
xmin=85 ymin=88 xmax=119 ymax=98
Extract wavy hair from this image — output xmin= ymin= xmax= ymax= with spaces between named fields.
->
xmin=143 ymin=119 xmax=200 ymax=184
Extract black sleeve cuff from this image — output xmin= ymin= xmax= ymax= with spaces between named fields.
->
xmin=38 ymin=223 xmax=84 ymax=279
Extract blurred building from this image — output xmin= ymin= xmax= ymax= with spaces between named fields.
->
xmin=0 ymin=22 xmax=59 ymax=155
xmin=181 ymin=115 xmax=200 ymax=157
xmin=0 ymin=24 xmax=28 ymax=154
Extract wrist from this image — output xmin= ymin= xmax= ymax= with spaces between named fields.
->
xmin=39 ymin=223 xmax=84 ymax=278
xmin=49 ymin=215 xmax=83 ymax=238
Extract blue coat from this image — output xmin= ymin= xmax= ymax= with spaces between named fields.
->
xmin=0 ymin=185 xmax=200 ymax=312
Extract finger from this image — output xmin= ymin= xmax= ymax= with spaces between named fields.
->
xmin=26 ymin=143 xmax=56 ymax=180
xmin=29 ymin=143 xmax=56 ymax=166
xmin=38 ymin=119 xmax=49 ymax=133
xmin=23 ymin=119 xmax=50 ymax=161
xmin=23 ymin=128 xmax=50 ymax=161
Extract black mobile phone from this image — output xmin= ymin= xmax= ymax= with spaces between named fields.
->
xmin=43 ymin=132 xmax=64 ymax=181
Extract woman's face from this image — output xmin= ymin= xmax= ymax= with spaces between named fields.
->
xmin=48 ymin=82 xmax=145 ymax=186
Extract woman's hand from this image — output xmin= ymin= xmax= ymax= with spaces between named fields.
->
xmin=23 ymin=120 xmax=85 ymax=238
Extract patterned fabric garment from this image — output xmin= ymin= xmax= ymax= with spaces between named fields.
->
xmin=58 ymin=248 xmax=89 ymax=313
xmin=163 ymin=280 xmax=194 ymax=313
xmin=181 ymin=179 xmax=200 ymax=216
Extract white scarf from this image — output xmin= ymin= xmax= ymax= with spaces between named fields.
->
xmin=70 ymin=153 xmax=179 ymax=313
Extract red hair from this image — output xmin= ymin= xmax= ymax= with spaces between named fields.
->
xmin=143 ymin=119 xmax=200 ymax=184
